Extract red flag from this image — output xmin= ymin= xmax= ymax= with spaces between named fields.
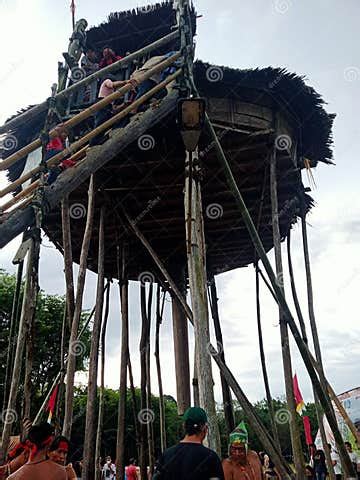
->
xmin=293 ymin=374 xmax=305 ymax=415
xmin=47 ymin=384 xmax=59 ymax=424
xmin=303 ymin=415 xmax=313 ymax=445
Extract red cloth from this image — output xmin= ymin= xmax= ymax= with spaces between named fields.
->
xmin=60 ymin=158 xmax=76 ymax=169
xmin=47 ymin=384 xmax=59 ymax=416
xmin=293 ymin=374 xmax=305 ymax=413
xmin=46 ymin=137 xmax=64 ymax=151
xmin=99 ymin=55 xmax=123 ymax=68
xmin=126 ymin=465 xmax=137 ymax=480
xmin=303 ymin=416 xmax=313 ymax=445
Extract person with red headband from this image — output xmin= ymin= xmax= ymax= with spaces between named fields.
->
xmin=47 ymin=436 xmax=77 ymax=480
xmin=7 ymin=423 xmax=66 ymax=479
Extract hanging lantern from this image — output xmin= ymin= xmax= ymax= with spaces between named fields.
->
xmin=178 ymin=98 xmax=206 ymax=152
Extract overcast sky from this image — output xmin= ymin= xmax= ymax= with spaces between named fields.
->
xmin=0 ymin=0 xmax=359 ymax=408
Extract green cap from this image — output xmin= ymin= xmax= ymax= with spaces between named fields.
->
xmin=183 ymin=407 xmax=208 ymax=426
xmin=229 ymin=421 xmax=248 ymax=445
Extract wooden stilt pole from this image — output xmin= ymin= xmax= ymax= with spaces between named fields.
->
xmin=208 ymin=275 xmax=235 ymax=436
xmin=95 ymin=279 xmax=111 ymax=480
xmin=171 ymin=266 xmax=191 ymax=416
xmin=61 ymin=196 xmax=75 ymax=329
xmin=1 ymin=229 xmax=40 ymax=461
xmin=145 ymin=283 xmax=155 ymax=475
xmin=192 ymin=346 xmax=200 ymax=407
xmin=270 ymin=145 xmax=305 ymax=476
xmin=139 ymin=283 xmax=149 ymax=480
xmin=128 ymin=354 xmax=140 ymax=459
xmin=116 ymin=244 xmax=129 ymax=480
xmin=155 ymin=285 xmax=167 ymax=452
xmin=255 ymin=264 xmax=281 ymax=451
xmin=287 ymin=228 xmax=336 ymax=479
xmin=184 ymin=149 xmax=221 ymax=455
xmin=63 ymin=175 xmax=95 ymax=439
xmin=82 ymin=205 xmax=105 ymax=480
xmin=2 ymin=260 xmax=24 ymax=412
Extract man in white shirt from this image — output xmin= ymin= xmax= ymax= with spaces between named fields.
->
xmin=345 ymin=442 xmax=360 ymax=479
xmin=102 ymin=456 xmax=116 ymax=480
xmin=329 ymin=443 xmax=342 ymax=479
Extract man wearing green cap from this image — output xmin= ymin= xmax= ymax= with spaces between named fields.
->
xmin=153 ymin=407 xmax=224 ymax=479
xmin=222 ymin=422 xmax=263 ymax=480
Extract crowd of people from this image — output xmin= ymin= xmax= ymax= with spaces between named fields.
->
xmin=1 ymin=408 xmax=360 ymax=479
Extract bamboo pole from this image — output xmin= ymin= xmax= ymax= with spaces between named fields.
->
xmin=269 ymin=146 xmax=305 ymax=476
xmin=255 ymin=264 xmax=281 ymax=451
xmin=0 ymin=31 xmax=179 ymax=135
xmin=155 ymin=285 xmax=166 ymax=452
xmin=95 ymin=279 xmax=111 ymax=480
xmin=139 ymin=284 xmax=149 ymax=480
xmin=82 ymin=206 xmax=105 ymax=480
xmin=128 ymin=354 xmax=140 ymax=459
xmin=0 ymin=180 xmax=39 ymax=212
xmin=208 ymin=275 xmax=235 ymax=436
xmin=287 ymin=229 xmax=335 ymax=479
xmin=0 ymin=68 xmax=181 ymax=200
xmin=1 ymin=232 xmax=40 ymax=461
xmin=145 ymin=283 xmax=155 ymax=475
xmin=2 ymin=260 xmax=23 ymax=412
xmin=201 ymin=111 xmax=357 ymax=478
xmin=0 ymin=53 xmax=181 ymax=172
xmin=184 ymin=149 xmax=221 ymax=455
xmin=116 ymin=243 xmax=130 ymax=480
xmin=63 ymin=175 xmax=95 ymax=439
xmin=61 ymin=195 xmax=75 ymax=329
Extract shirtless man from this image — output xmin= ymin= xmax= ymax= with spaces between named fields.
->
xmin=8 ymin=423 xmax=66 ymax=480
xmin=48 ymin=436 xmax=77 ymax=479
xmin=222 ymin=422 xmax=264 ymax=480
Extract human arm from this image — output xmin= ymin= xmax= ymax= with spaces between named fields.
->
xmin=66 ymin=463 xmax=77 ymax=480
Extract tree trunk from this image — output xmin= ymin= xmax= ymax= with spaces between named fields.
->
xmin=208 ymin=275 xmax=235 ymax=436
xmin=82 ymin=206 xmax=105 ymax=480
xmin=184 ymin=149 xmax=221 ymax=454
xmin=63 ymin=175 xmax=95 ymax=439
xmin=116 ymin=245 xmax=129 ymax=480
xmin=1 ymin=232 xmax=40 ymax=461
xmin=2 ymin=260 xmax=23 ymax=412
xmin=95 ymin=280 xmax=111 ymax=480
xmin=269 ymin=147 xmax=305 ymax=477
xmin=155 ymin=285 xmax=166 ymax=452
xmin=61 ymin=196 xmax=75 ymax=329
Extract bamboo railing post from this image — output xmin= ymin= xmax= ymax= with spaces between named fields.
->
xmin=269 ymin=144 xmax=305 ymax=477
xmin=116 ymin=243 xmax=130 ymax=480
xmin=208 ymin=274 xmax=235 ymax=436
xmin=155 ymin=285 xmax=167 ymax=452
xmin=61 ymin=196 xmax=75 ymax=329
xmin=82 ymin=205 xmax=105 ymax=480
xmin=183 ymin=148 xmax=221 ymax=455
xmin=2 ymin=260 xmax=24 ymax=412
xmin=63 ymin=175 xmax=95 ymax=439
xmin=95 ymin=279 xmax=111 ymax=480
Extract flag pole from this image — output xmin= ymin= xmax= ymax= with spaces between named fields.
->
xmin=70 ymin=1 xmax=75 ymax=30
